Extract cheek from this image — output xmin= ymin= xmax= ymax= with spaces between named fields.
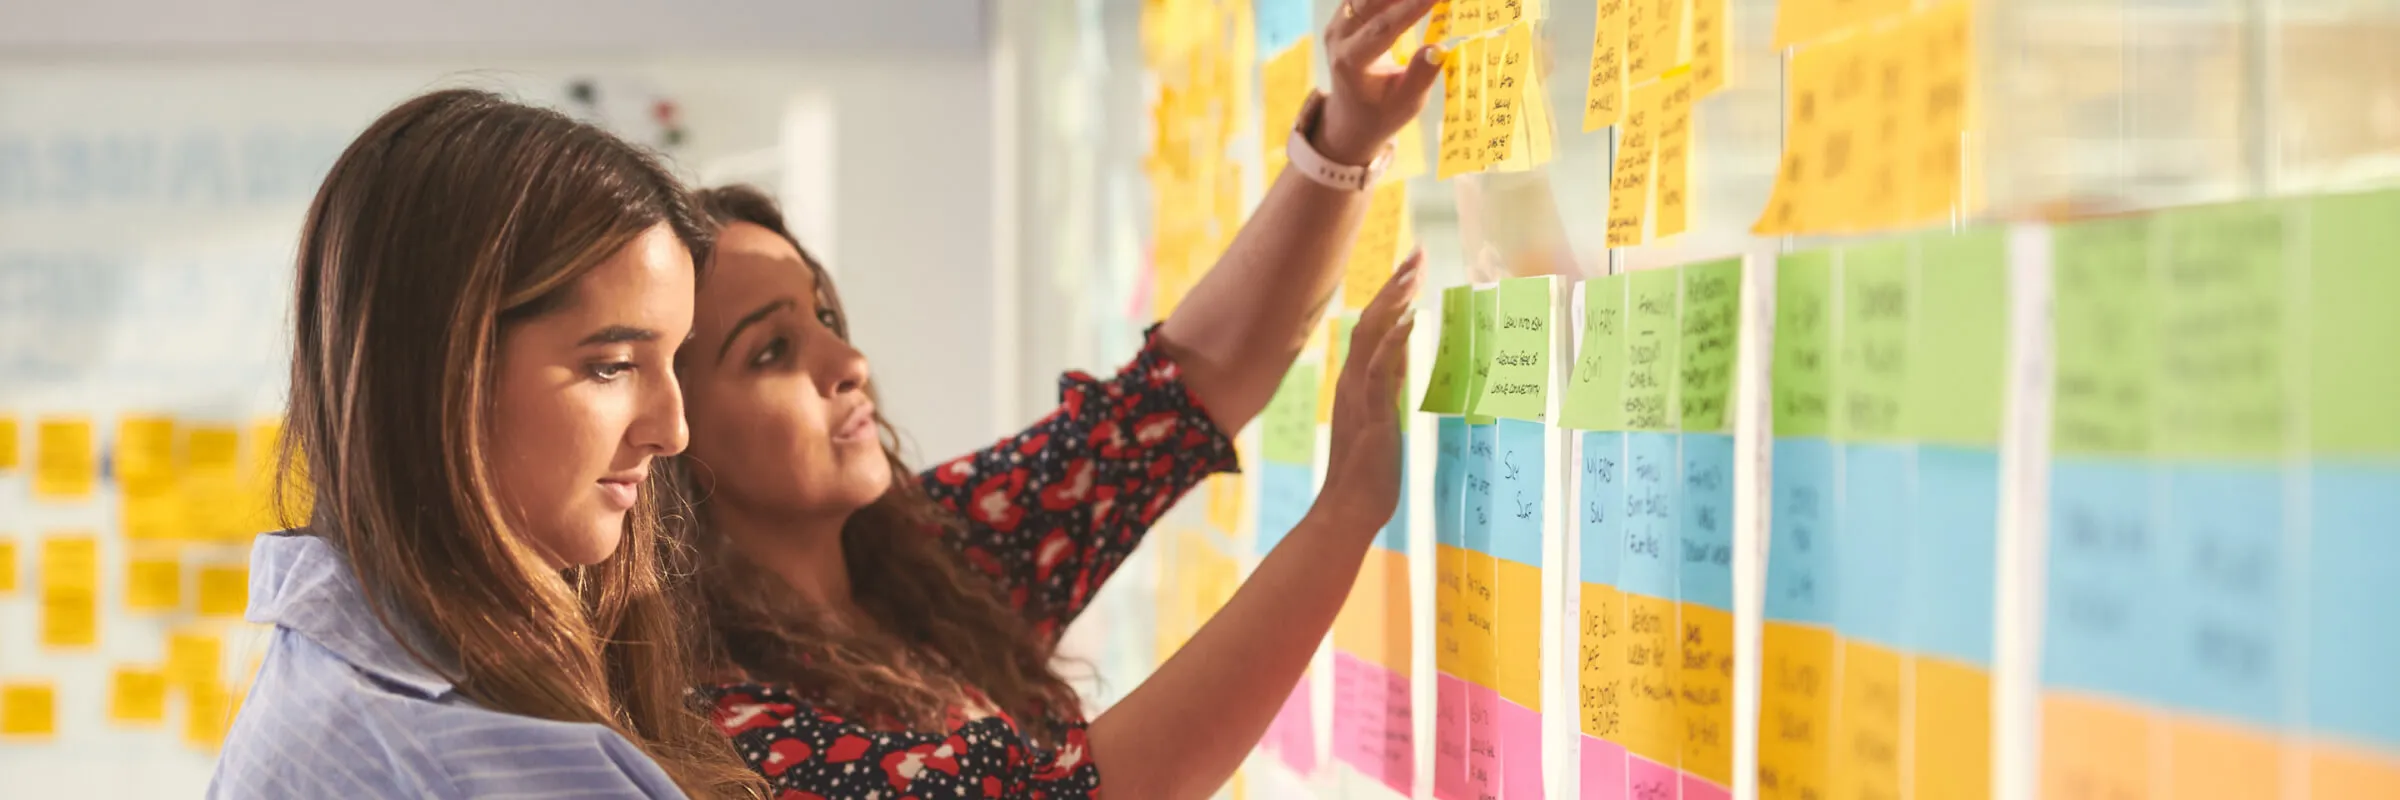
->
xmin=492 ymin=380 xmax=619 ymax=507
xmin=687 ymin=381 xmax=837 ymax=493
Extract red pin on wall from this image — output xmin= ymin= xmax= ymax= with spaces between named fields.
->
xmin=654 ymin=99 xmax=686 ymax=149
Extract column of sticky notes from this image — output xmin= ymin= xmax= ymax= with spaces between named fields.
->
xmin=1585 ymin=0 xmax=1723 ymax=247
xmin=1675 ymin=258 xmax=1741 ymax=800
xmin=2040 ymin=192 xmax=2400 ymax=799
xmin=1140 ymin=0 xmax=1260 ymax=320
xmin=1477 ymin=276 xmax=1558 ymax=798
xmin=1419 ymin=285 xmax=1481 ymax=799
xmin=1431 ymin=0 xmax=1555 ymax=182
xmin=1258 ymin=359 xmax=1324 ymax=779
xmin=1753 ymin=0 xmax=1973 ymax=236
xmin=1616 ymin=267 xmax=1684 ymax=798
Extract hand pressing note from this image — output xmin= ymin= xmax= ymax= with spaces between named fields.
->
xmin=1317 ymin=249 xmax=1422 ymax=526
xmin=1315 ymin=0 xmax=1447 ymax=165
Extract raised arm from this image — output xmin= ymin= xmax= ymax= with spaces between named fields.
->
xmin=1088 ymin=255 xmax=1418 ymax=799
xmin=1158 ymin=0 xmax=1442 ymax=434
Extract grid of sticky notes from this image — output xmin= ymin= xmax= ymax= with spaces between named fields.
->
xmin=1421 ymin=276 xmax=1557 ymax=799
xmin=1333 ymin=401 xmax=1417 ymax=793
xmin=1561 ymin=259 xmax=1740 ymax=800
xmin=1758 ymin=228 xmax=2008 ymax=800
xmin=1753 ymin=0 xmax=1974 ymax=235
xmin=1141 ymin=0 xmax=1262 ymax=321
xmin=2041 ymin=191 xmax=2400 ymax=800
xmin=1433 ymin=1 xmax=1557 ymax=180
xmin=1593 ymin=0 xmax=1725 ymax=247
xmin=1257 ymin=359 xmax=1324 ymax=776
xmin=0 ymin=414 xmax=296 ymax=750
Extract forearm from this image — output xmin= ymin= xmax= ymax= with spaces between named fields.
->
xmin=1157 ymin=165 xmax=1373 ymax=434
xmin=1085 ymin=506 xmax=1380 ymax=799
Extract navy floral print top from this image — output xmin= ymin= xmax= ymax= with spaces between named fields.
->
xmin=706 ymin=326 xmax=1240 ymax=798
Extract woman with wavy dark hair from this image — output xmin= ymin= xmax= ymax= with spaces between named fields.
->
xmin=666 ymin=2 xmax=1445 ymax=796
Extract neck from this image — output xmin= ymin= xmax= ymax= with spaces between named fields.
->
xmin=710 ymin=497 xmax=861 ymax=620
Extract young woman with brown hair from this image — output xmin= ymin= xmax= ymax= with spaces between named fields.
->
xmin=211 ymin=89 xmax=761 ymax=798
xmin=669 ymin=2 xmax=1444 ymax=796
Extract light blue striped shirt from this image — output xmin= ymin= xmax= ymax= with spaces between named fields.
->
xmin=210 ymin=533 xmax=689 ymax=799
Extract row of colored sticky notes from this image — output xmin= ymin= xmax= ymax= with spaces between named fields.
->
xmin=1754 ymin=0 xmax=1974 ymax=236
xmin=3 ymin=627 xmax=244 ymax=749
xmin=1 ymin=415 xmax=310 ymax=541
xmin=3 ymin=533 xmax=249 ymax=642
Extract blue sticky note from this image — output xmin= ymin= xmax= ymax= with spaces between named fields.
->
xmin=1766 ymin=438 xmax=1836 ymax=625
xmin=1255 ymin=0 xmax=1314 ymax=54
xmin=1465 ymin=422 xmax=1497 ymax=556
xmin=1836 ymin=443 xmax=1911 ymax=648
xmin=2308 ymin=462 xmax=2400 ymax=749
xmin=2160 ymin=464 xmax=2289 ymax=726
xmin=1618 ymin=431 xmax=1680 ymax=600
xmin=2041 ymin=457 xmax=2166 ymax=702
xmin=1436 ymin=417 xmax=1468 ymax=549
xmin=1680 ymin=433 xmax=1735 ymax=612
xmin=1378 ymin=431 xmax=1412 ymax=554
xmin=1491 ymin=419 xmax=1545 ymax=567
xmin=1257 ymin=461 xmax=1316 ymax=556
xmin=1906 ymin=445 xmax=2000 ymax=666
xmin=1579 ymin=430 xmax=1626 ymax=586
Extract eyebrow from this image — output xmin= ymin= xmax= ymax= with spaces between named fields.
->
xmin=577 ymin=325 xmax=660 ymax=347
xmin=718 ymin=298 xmax=796 ymax=365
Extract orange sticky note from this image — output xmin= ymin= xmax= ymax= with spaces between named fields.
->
xmin=1653 ymin=70 xmax=1697 ymax=237
xmin=1583 ymin=0 xmax=1630 ymax=131
xmin=167 ymin=630 xmax=223 ymax=697
xmin=0 ymin=538 xmax=16 ymax=595
xmin=1752 ymin=31 xmax=1864 ymax=234
xmin=1690 ymin=0 xmax=1729 ymax=96
xmin=2166 ymin=713 xmax=2287 ymax=800
xmin=1606 ymin=78 xmax=1669 ymax=247
xmin=197 ymin=564 xmax=248 ymax=618
xmin=1494 ymin=557 xmax=1542 ymax=708
xmin=33 ymin=417 xmax=96 ymax=501
xmin=1831 ymin=640 xmax=1905 ymax=800
xmin=0 ymin=683 xmax=56 ymax=739
xmin=1678 ymin=602 xmax=1734 ymax=785
xmin=2311 ymin=742 xmax=2400 ymax=800
xmin=1911 ymin=656 xmax=1992 ymax=800
xmin=1459 ymin=548 xmax=1499 ymax=688
xmin=2040 ymin=692 xmax=2154 ymax=800
xmin=1578 ymin=584 xmax=1625 ymax=740
xmin=40 ymin=533 xmax=99 ymax=649
xmin=0 ymin=416 xmax=19 ymax=470
xmin=1260 ymin=39 xmax=1315 ymax=180
xmin=1436 ymin=544 xmax=1466 ymax=676
xmin=110 ymin=667 xmax=169 ymax=725
xmin=1619 ymin=592 xmax=1680 ymax=765
xmin=1760 ymin=623 xmax=1837 ymax=800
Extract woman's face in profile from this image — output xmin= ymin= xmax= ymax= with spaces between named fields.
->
xmin=488 ymin=223 xmax=696 ymax=567
xmin=677 ymin=221 xmax=893 ymax=519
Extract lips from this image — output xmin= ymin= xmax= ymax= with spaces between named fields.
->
xmin=833 ymin=402 xmax=877 ymax=443
xmin=596 ymin=469 xmax=646 ymax=511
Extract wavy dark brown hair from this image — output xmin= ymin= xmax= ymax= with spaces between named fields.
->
xmin=662 ymin=185 xmax=1085 ymax=743
xmin=276 ymin=89 xmax=760 ymax=797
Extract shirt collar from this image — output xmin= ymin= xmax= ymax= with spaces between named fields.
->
xmin=246 ymin=532 xmax=461 ymax=699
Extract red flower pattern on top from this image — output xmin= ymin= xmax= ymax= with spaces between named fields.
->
xmin=708 ymin=326 xmax=1240 ymax=798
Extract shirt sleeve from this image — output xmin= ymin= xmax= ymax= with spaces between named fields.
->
xmin=918 ymin=324 xmax=1239 ymax=635
xmin=709 ymin=685 xmax=1103 ymax=799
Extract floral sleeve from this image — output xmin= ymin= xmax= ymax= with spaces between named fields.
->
xmin=709 ymin=683 xmax=1101 ymax=799
xmin=919 ymin=324 xmax=1239 ymax=638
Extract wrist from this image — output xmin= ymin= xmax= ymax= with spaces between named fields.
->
xmin=1310 ymin=104 xmax=1386 ymax=167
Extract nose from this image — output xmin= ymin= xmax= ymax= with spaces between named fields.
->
xmin=817 ymin=333 xmax=871 ymax=397
xmin=633 ymin=368 xmax=691 ymax=456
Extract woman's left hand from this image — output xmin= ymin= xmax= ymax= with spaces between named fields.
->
xmin=1314 ymin=0 xmax=1447 ymax=166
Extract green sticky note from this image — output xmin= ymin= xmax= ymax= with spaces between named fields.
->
xmin=1262 ymin=364 xmax=1319 ymax=466
xmin=2308 ymin=189 xmax=2400 ymax=456
xmin=1465 ymin=288 xmax=1501 ymax=424
xmin=1419 ymin=286 xmax=1476 ymax=414
xmin=1679 ymin=258 xmax=1743 ymax=434
xmin=1623 ymin=268 xmax=1680 ymax=431
xmin=2051 ymin=216 xmax=2156 ymax=457
xmin=1560 ymin=276 xmax=1628 ymax=431
xmin=1773 ymin=250 xmax=1836 ymax=437
xmin=1910 ymin=227 xmax=2009 ymax=446
xmin=2157 ymin=201 xmax=2288 ymax=459
xmin=1836 ymin=239 xmax=1912 ymax=442
xmin=1470 ymin=277 xmax=1554 ymax=421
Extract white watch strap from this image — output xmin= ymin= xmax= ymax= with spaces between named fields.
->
xmin=1285 ymin=93 xmax=1392 ymax=192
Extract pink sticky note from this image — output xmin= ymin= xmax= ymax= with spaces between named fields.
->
xmin=1467 ymin=683 xmax=1500 ymax=799
xmin=1498 ymin=699 xmax=1544 ymax=797
xmin=1377 ymin=666 xmax=1416 ymax=794
xmin=1581 ymin=736 xmax=1629 ymax=800
xmin=1273 ymin=681 xmax=1319 ymax=776
xmin=1682 ymin=774 xmax=1731 ymax=800
xmin=1333 ymin=653 xmax=1377 ymax=775
xmin=1435 ymin=674 xmax=1470 ymax=800
xmin=1627 ymin=755 xmax=1679 ymax=800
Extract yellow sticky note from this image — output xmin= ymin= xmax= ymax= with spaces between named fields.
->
xmin=2311 ymin=742 xmax=2400 ymax=800
xmin=40 ymin=533 xmax=99 ymax=649
xmin=185 ymin=683 xmax=232 ymax=751
xmin=1459 ymin=36 xmax=1491 ymax=171
xmin=1606 ymin=78 xmax=1668 ymax=247
xmin=1678 ymin=603 xmax=1734 ymax=785
xmin=1524 ymin=66 xmax=1557 ymax=167
xmin=1459 ymin=548 xmax=1499 ymax=688
xmin=126 ymin=553 xmax=182 ymax=612
xmin=1494 ymin=557 xmax=1542 ymax=708
xmin=1436 ymin=544 xmax=1466 ymax=676
xmin=110 ymin=667 xmax=169 ymax=725
xmin=1910 ymin=656 xmax=1992 ymax=800
xmin=1760 ymin=623 xmax=1837 ymax=800
xmin=2166 ymin=713 xmax=2287 ymax=800
xmin=2040 ymin=692 xmax=2154 ymax=800
xmin=1479 ymin=24 xmax=1528 ymax=167
xmin=1376 ymin=548 xmax=1412 ymax=676
xmin=1773 ymin=0 xmax=1909 ymax=48
xmin=168 ymin=630 xmax=224 ymax=697
xmin=0 ymin=683 xmax=56 ymax=739
xmin=1578 ymin=584 xmax=1624 ymax=740
xmin=1583 ymin=0 xmax=1630 ymax=131
xmin=115 ymin=415 xmax=179 ymax=494
xmin=1437 ymin=48 xmax=1473 ymax=179
xmin=1260 ymin=39 xmax=1315 ymax=180
xmin=1752 ymin=31 xmax=1863 ymax=234
xmin=1343 ymin=182 xmax=1412 ymax=311
xmin=1831 ymin=640 xmax=1905 ymax=800
xmin=186 ymin=425 xmax=243 ymax=542
xmin=1627 ymin=0 xmax=1686 ymax=85
xmin=33 ymin=417 xmax=96 ymax=501
xmin=197 ymin=564 xmax=248 ymax=618
xmin=1452 ymin=0 xmax=1486 ymax=37
xmin=1691 ymin=0 xmax=1729 ymax=96
xmin=1390 ymin=117 xmax=1430 ymax=182
xmin=1619 ymin=592 xmax=1680 ymax=765
xmin=1653 ymin=70 xmax=1697 ymax=237
xmin=1426 ymin=0 xmax=1455 ymax=43
xmin=0 ymin=539 xmax=16 ymax=595
xmin=1335 ymin=539 xmax=1388 ymax=657
xmin=0 ymin=416 xmax=19 ymax=470
xmin=1905 ymin=0 xmax=1975 ymax=223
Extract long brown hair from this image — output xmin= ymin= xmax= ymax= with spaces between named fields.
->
xmin=277 ymin=88 xmax=760 ymax=797
xmin=666 ymin=185 xmax=1084 ymax=742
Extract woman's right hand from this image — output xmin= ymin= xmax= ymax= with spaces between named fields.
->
xmin=1315 ymin=250 xmax=1422 ymax=526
